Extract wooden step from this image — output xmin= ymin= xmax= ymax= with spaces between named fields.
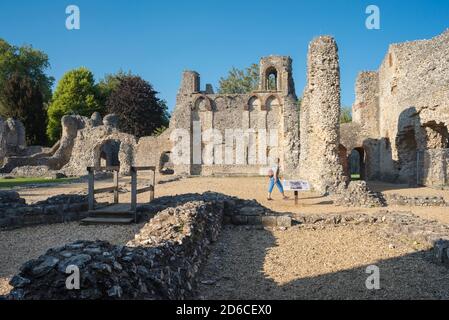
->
xmin=88 ymin=210 xmax=134 ymax=219
xmin=80 ymin=216 xmax=135 ymax=225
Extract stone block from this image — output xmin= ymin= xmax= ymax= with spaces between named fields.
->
xmin=261 ymin=216 xmax=277 ymax=227
xmin=276 ymin=216 xmax=292 ymax=227
xmin=247 ymin=215 xmax=262 ymax=225
xmin=231 ymin=215 xmax=247 ymax=225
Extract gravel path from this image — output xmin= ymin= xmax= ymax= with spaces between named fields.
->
xmin=3 ymin=177 xmax=449 ymax=298
xmin=0 ymin=222 xmax=144 ymax=295
xmin=197 ymin=225 xmax=449 ymax=300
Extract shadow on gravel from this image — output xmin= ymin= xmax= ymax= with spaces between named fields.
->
xmin=196 ymin=226 xmax=449 ymax=300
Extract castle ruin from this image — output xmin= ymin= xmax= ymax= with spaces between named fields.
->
xmin=1 ymin=30 xmax=449 ymax=193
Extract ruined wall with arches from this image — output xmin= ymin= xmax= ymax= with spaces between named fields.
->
xmin=168 ymin=56 xmax=299 ymax=177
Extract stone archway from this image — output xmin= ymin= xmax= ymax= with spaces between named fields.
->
xmin=93 ymin=139 xmax=121 ymax=168
xmin=349 ymin=147 xmax=366 ymax=181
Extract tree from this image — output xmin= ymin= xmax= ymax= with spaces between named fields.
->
xmin=0 ymin=39 xmax=53 ymax=145
xmin=340 ymin=106 xmax=352 ymax=124
xmin=218 ymin=63 xmax=259 ymax=94
xmin=106 ymin=75 xmax=170 ymax=138
xmin=97 ymin=70 xmax=131 ymax=107
xmin=0 ymin=39 xmax=54 ymax=104
xmin=1 ymin=72 xmax=47 ymax=145
xmin=46 ymin=67 xmax=102 ymax=143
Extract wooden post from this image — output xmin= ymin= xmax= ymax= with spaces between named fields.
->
xmin=88 ymin=167 xmax=95 ymax=211
xmin=294 ymin=191 xmax=298 ymax=205
xmin=113 ymin=170 xmax=119 ymax=204
xmin=150 ymin=170 xmax=155 ymax=201
xmin=131 ymin=167 xmax=137 ymax=222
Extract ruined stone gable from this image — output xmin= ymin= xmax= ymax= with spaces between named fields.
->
xmin=169 ymin=56 xmax=300 ymax=178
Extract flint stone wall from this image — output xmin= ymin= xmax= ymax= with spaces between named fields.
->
xmin=334 ymin=181 xmax=386 ymax=208
xmin=385 ymin=194 xmax=448 ymax=207
xmin=0 ymin=117 xmax=26 ymax=165
xmin=0 ymin=191 xmax=89 ymax=230
xmin=6 ymin=192 xmax=292 ymax=299
xmin=8 ymin=200 xmax=224 ymax=300
xmin=145 ymin=192 xmax=292 ymax=228
xmin=299 ymin=36 xmax=346 ymax=194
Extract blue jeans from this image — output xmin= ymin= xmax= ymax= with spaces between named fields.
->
xmin=268 ymin=177 xmax=284 ymax=194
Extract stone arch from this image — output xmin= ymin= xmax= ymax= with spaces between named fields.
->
xmin=349 ymin=147 xmax=366 ymax=181
xmin=246 ymin=95 xmax=261 ymax=111
xmin=191 ymin=96 xmax=213 ymax=175
xmin=265 ymin=95 xmax=282 ymax=164
xmin=263 ymin=66 xmax=279 ymax=91
xmin=248 ymin=96 xmax=261 ymax=129
xmin=192 ymin=95 xmax=212 ymax=112
xmin=92 ymin=139 xmax=121 ymax=168
xmin=159 ymin=151 xmax=174 ymax=175
xmin=265 ymin=95 xmax=281 ymax=127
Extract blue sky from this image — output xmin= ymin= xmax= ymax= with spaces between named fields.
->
xmin=0 ymin=0 xmax=448 ymax=112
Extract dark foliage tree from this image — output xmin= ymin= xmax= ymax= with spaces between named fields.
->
xmin=106 ymin=76 xmax=170 ymax=138
xmin=2 ymin=72 xmax=47 ymax=145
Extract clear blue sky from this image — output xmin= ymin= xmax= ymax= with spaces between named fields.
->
xmin=1 ymin=0 xmax=448 ymax=112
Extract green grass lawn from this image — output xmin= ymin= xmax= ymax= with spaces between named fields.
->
xmin=0 ymin=177 xmax=77 ymax=189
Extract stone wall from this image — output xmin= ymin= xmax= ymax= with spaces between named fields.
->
xmin=1 ymin=115 xmax=89 ymax=174
xmin=7 ymin=198 xmax=225 ymax=300
xmin=6 ymin=192 xmax=293 ymax=299
xmin=338 ymin=29 xmax=449 ymax=186
xmin=0 ymin=191 xmax=89 ymax=230
xmin=170 ymin=56 xmax=300 ymax=178
xmin=419 ymin=148 xmax=449 ymax=186
xmin=0 ymin=117 xmax=26 ymax=166
xmin=299 ymin=36 xmax=346 ymax=193
xmin=61 ymin=116 xmax=137 ymax=176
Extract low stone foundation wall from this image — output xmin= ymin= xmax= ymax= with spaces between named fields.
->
xmin=8 ymin=200 xmax=224 ymax=300
xmin=145 ymin=192 xmax=292 ymax=228
xmin=385 ymin=194 xmax=449 ymax=207
xmin=0 ymin=191 xmax=89 ymax=230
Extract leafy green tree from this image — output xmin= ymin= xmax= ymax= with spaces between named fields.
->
xmin=46 ymin=67 xmax=102 ymax=143
xmin=218 ymin=63 xmax=259 ymax=94
xmin=106 ymin=75 xmax=170 ymax=138
xmin=340 ymin=106 xmax=352 ymax=124
xmin=1 ymin=72 xmax=47 ymax=145
xmin=0 ymin=39 xmax=53 ymax=145
xmin=0 ymin=39 xmax=54 ymax=105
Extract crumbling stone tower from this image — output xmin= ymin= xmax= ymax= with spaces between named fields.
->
xmin=299 ymin=36 xmax=346 ymax=194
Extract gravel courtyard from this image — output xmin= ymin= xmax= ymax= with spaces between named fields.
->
xmin=1 ymin=176 xmax=449 ymax=298
xmin=197 ymin=225 xmax=449 ymax=300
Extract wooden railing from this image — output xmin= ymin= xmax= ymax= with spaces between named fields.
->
xmin=87 ymin=166 xmax=120 ymax=211
xmin=130 ymin=166 xmax=156 ymax=217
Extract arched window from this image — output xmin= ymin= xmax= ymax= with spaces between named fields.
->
xmin=265 ymin=67 xmax=278 ymax=91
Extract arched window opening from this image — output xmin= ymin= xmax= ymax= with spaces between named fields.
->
xmin=265 ymin=67 xmax=278 ymax=91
